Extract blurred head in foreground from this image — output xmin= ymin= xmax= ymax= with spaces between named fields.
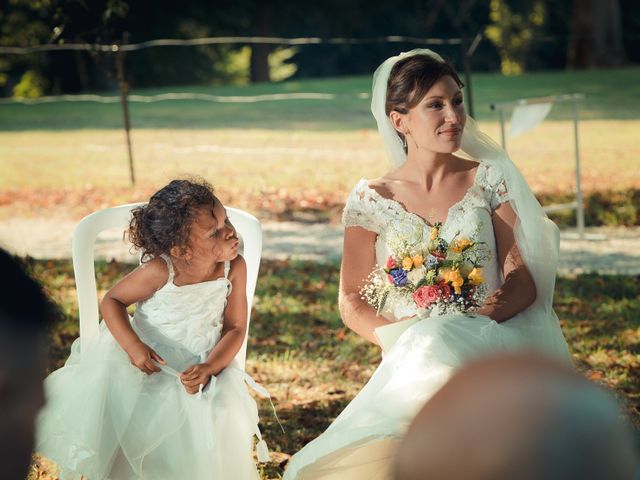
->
xmin=0 ymin=248 xmax=52 ymax=480
xmin=394 ymin=354 xmax=639 ymax=480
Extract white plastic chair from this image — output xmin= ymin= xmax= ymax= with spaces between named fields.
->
xmin=72 ymin=202 xmax=262 ymax=370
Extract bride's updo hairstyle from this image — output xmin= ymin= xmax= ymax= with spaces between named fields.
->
xmin=385 ymin=54 xmax=464 ymax=144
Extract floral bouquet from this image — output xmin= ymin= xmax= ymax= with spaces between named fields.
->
xmin=362 ymin=222 xmax=491 ymax=321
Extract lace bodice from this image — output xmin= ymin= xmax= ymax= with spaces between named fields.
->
xmin=343 ymin=161 xmax=511 ymax=320
xmin=132 ymin=255 xmax=232 ymax=357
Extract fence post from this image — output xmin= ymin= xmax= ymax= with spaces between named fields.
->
xmin=461 ymin=32 xmax=482 ymax=119
xmin=115 ymin=32 xmax=135 ymax=185
xmin=461 ymin=35 xmax=474 ymax=118
xmin=572 ymin=98 xmax=585 ymax=238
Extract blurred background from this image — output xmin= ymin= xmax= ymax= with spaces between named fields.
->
xmin=1 ymin=0 xmax=639 ymax=223
xmin=1 ymin=1 xmax=639 ymax=478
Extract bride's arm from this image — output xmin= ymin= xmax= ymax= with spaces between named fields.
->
xmin=339 ymin=226 xmax=392 ymax=344
xmin=476 ymin=202 xmax=537 ymax=323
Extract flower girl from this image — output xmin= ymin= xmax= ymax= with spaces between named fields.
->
xmin=37 ymin=179 xmax=268 ymax=479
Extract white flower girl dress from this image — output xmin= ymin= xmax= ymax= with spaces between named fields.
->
xmin=36 ymin=255 xmax=265 ymax=480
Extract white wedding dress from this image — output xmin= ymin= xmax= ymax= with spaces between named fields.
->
xmin=283 ymin=161 xmax=572 ymax=479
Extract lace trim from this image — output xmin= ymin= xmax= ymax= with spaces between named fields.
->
xmin=474 ymin=162 xmax=511 ymax=211
xmin=342 ymin=179 xmax=388 ymax=235
xmin=342 ymin=163 xmax=511 ymax=237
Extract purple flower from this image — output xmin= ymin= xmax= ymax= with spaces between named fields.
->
xmin=388 ymin=268 xmax=408 ymax=286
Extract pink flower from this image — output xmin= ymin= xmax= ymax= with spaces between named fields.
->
xmin=413 ymin=285 xmax=441 ymax=308
xmin=385 ymin=256 xmax=397 ymax=270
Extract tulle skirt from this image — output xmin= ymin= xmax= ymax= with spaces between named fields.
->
xmin=36 ymin=323 xmax=261 ymax=480
xmin=284 ymin=311 xmax=571 ymax=480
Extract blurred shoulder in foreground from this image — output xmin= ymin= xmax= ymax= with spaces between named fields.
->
xmin=395 ymin=353 xmax=639 ymax=480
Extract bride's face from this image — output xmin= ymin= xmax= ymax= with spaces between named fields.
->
xmin=394 ymin=75 xmax=466 ymax=154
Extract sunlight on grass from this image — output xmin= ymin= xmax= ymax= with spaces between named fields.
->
xmin=23 ymin=258 xmax=640 ymax=479
xmin=1 ymin=120 xmax=639 ymax=222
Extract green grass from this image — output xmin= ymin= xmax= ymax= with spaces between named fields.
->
xmin=1 ymin=68 xmax=639 ymax=227
xmin=24 ymin=257 xmax=640 ymax=479
xmin=2 ymin=67 xmax=639 ymax=131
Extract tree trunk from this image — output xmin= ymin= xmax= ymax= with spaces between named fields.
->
xmin=249 ymin=1 xmax=272 ymax=83
xmin=567 ymin=0 xmax=626 ymax=68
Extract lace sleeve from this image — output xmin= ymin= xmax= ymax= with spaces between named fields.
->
xmin=342 ymin=179 xmax=385 ymax=235
xmin=477 ymin=163 xmax=511 ymax=212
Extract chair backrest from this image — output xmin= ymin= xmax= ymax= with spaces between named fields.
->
xmin=72 ymin=202 xmax=262 ymax=370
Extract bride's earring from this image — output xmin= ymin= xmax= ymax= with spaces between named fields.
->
xmin=401 ymin=134 xmax=408 ymax=152
xmin=406 ymin=130 xmax=419 ymax=150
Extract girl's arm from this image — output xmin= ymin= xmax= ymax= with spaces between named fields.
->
xmin=100 ymin=258 xmax=168 ymax=374
xmin=476 ymin=201 xmax=537 ymax=323
xmin=339 ymin=226 xmax=392 ymax=345
xmin=180 ymin=256 xmax=248 ymax=394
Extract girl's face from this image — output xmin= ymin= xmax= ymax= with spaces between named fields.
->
xmin=185 ymin=199 xmax=239 ymax=263
xmin=392 ymin=75 xmax=466 ymax=154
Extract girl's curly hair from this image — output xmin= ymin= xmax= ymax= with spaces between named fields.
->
xmin=128 ymin=178 xmax=216 ymax=261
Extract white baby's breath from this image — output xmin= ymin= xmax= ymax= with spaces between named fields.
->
xmin=407 ymin=265 xmax=426 ymax=286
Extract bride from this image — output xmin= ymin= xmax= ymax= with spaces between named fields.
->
xmin=283 ymin=49 xmax=572 ymax=479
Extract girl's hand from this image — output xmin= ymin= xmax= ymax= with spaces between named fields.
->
xmin=180 ymin=363 xmax=214 ymax=395
xmin=126 ymin=340 xmax=165 ymax=375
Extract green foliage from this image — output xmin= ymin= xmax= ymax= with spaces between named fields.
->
xmin=585 ymin=190 xmax=640 ymax=227
xmin=269 ymin=47 xmax=299 ymax=82
xmin=211 ymin=46 xmax=252 ymax=85
xmin=12 ymin=69 xmax=48 ymax=98
xmin=541 ymin=189 xmax=640 ymax=228
xmin=485 ymin=0 xmax=546 ymax=75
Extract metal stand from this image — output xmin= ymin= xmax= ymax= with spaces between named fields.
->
xmin=490 ymin=93 xmax=604 ymax=241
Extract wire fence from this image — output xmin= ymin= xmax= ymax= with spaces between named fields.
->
xmin=0 ymin=35 xmax=464 ymax=55
xmin=0 ymin=92 xmax=343 ymax=105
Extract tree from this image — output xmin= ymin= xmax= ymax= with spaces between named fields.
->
xmin=484 ymin=0 xmax=546 ymax=75
xmin=567 ymin=0 xmax=626 ymax=68
xmin=249 ymin=0 xmax=272 ymax=83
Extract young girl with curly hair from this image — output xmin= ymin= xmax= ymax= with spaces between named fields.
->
xmin=36 ymin=179 xmax=268 ymax=479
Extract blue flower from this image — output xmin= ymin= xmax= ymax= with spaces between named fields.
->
xmin=388 ymin=268 xmax=408 ymax=286
xmin=425 ymin=255 xmax=439 ymax=269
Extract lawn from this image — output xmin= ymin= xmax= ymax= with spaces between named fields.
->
xmin=24 ymin=257 xmax=640 ymax=479
xmin=2 ymin=67 xmax=640 ymax=132
xmin=1 ymin=68 xmax=639 ymax=225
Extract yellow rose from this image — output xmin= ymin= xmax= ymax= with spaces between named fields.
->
xmin=412 ymin=255 xmax=424 ymax=267
xmin=442 ymin=268 xmax=464 ymax=294
xmin=468 ymin=267 xmax=484 ymax=286
xmin=430 ymin=227 xmax=439 ymax=241
xmin=402 ymin=256 xmax=414 ymax=270
xmin=451 ymin=237 xmax=472 ymax=254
